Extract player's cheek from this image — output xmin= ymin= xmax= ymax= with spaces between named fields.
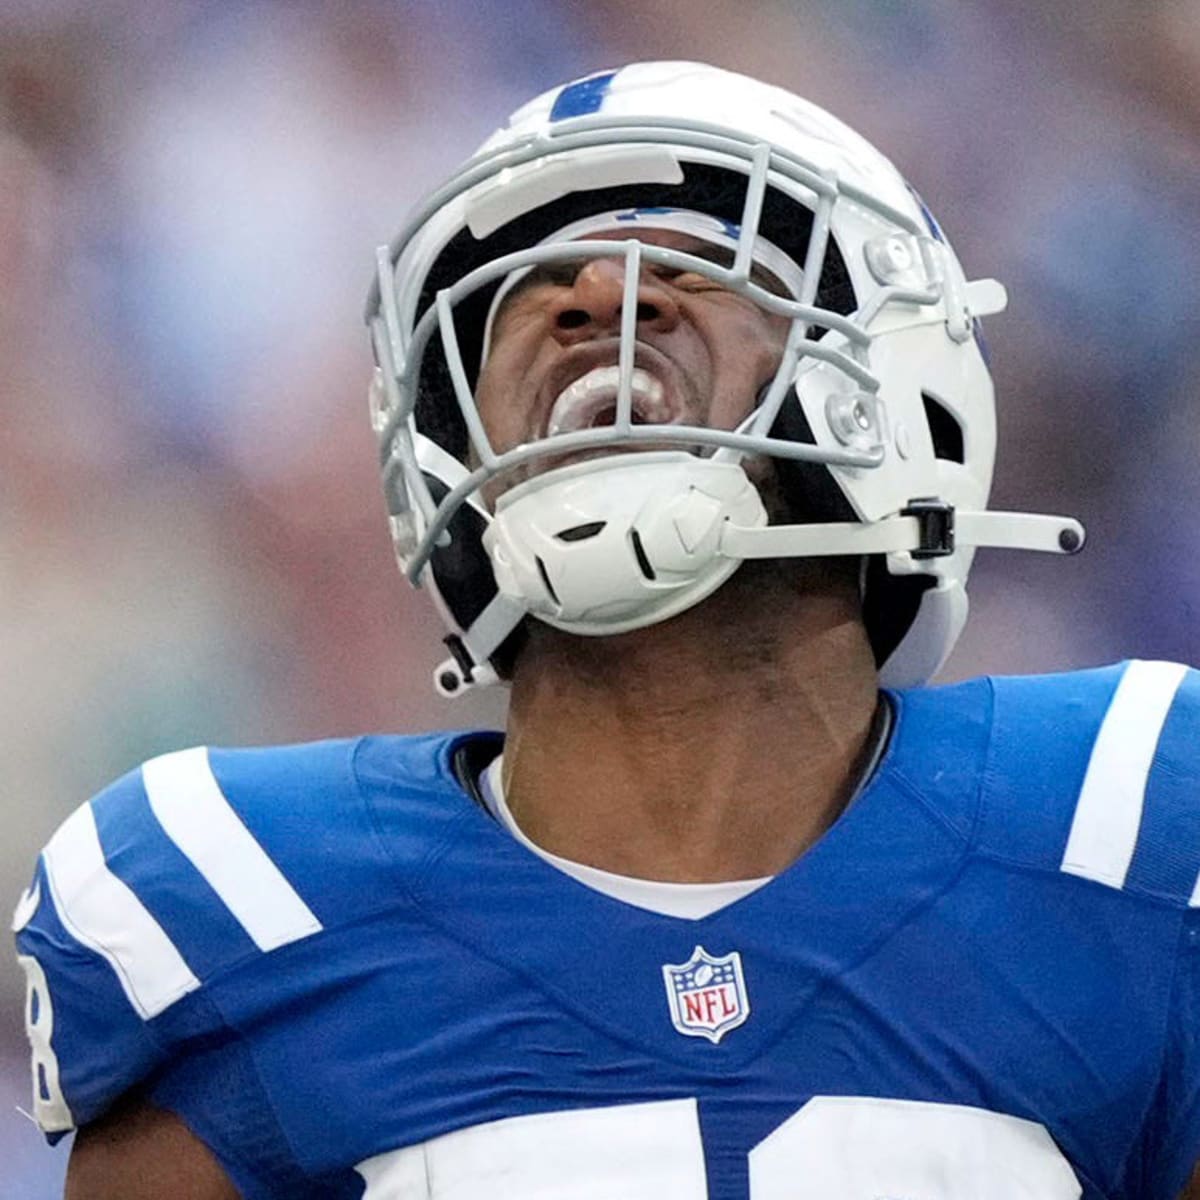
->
xmin=477 ymin=346 xmax=541 ymax=449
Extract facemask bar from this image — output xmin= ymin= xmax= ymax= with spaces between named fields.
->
xmin=366 ymin=117 xmax=955 ymax=589
xmin=369 ymin=272 xmax=445 ymax=561
xmin=403 ymin=240 xmax=891 ymax=585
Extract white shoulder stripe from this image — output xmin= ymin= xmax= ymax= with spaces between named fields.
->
xmin=42 ymin=804 xmax=199 ymax=1019
xmin=142 ymin=747 xmax=323 ymax=952
xmin=1061 ymin=660 xmax=1188 ymax=890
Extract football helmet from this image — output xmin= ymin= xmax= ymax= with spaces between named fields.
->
xmin=365 ymin=62 xmax=1083 ymax=695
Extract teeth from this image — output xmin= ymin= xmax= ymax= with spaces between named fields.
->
xmin=546 ymin=366 xmax=667 ymax=437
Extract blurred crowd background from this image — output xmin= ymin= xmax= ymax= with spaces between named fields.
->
xmin=2 ymin=0 xmax=1199 ymax=1193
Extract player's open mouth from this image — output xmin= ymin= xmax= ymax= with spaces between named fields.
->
xmin=545 ymin=366 xmax=674 ymax=437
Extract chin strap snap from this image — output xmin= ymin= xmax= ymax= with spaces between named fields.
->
xmin=433 ymin=591 xmax=526 ymax=697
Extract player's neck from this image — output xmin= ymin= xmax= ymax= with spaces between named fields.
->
xmin=502 ymin=562 xmax=881 ymax=883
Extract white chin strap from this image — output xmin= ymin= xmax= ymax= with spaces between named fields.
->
xmin=432 ymin=453 xmax=1085 ymax=697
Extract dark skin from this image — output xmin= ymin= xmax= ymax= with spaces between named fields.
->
xmin=67 ymin=1096 xmax=239 ymax=1199
xmin=64 ymin=233 xmax=1200 ymax=1197
xmin=476 ymin=230 xmax=879 ymax=881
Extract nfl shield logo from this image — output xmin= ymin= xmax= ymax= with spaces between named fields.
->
xmin=661 ymin=945 xmax=750 ymax=1043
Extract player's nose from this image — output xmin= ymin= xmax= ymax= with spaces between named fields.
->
xmin=549 ymin=256 xmax=680 ymax=345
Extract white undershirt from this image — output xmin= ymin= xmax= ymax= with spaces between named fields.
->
xmin=480 ymin=756 xmax=772 ymax=920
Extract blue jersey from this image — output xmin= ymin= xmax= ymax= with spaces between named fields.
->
xmin=13 ymin=661 xmax=1200 ymax=1199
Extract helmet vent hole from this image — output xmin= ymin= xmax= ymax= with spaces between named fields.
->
xmin=921 ymin=393 xmax=964 ymax=464
xmin=630 ymin=530 xmax=656 ymax=581
xmin=555 ymin=521 xmax=607 ymax=542
xmin=535 ymin=556 xmax=560 ymax=605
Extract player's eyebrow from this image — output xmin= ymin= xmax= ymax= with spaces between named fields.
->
xmin=678 ymin=243 xmax=790 ymax=297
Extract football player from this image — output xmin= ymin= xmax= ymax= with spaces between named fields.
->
xmin=15 ymin=62 xmax=1200 ymax=1199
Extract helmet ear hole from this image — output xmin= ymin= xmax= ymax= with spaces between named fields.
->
xmin=922 ymin=392 xmax=964 ymax=464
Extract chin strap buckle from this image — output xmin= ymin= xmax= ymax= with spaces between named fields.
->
xmin=900 ymin=498 xmax=955 ymax=559
xmin=432 ymin=592 xmax=527 ymax=697
xmin=435 ymin=634 xmax=503 ymax=698
xmin=436 ymin=634 xmax=478 ymax=696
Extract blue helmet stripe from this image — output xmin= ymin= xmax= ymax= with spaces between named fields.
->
xmin=550 ymin=70 xmax=618 ymax=121
xmin=906 ymin=183 xmax=946 ymax=243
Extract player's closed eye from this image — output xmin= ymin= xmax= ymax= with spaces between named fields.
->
xmin=501 ymin=255 xmax=783 ymax=318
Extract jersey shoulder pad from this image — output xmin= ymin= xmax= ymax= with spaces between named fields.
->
xmin=12 ymin=730 xmax=489 ymax=1135
xmin=977 ymin=660 xmax=1200 ymax=904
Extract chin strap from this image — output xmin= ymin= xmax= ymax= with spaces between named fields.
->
xmin=433 ymin=500 xmax=1086 ymax=697
xmin=720 ymin=502 xmax=1085 ymax=561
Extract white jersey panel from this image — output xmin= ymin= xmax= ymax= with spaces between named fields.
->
xmin=750 ymin=1096 xmax=1080 ymax=1198
xmin=356 ymin=1099 xmax=707 ymax=1199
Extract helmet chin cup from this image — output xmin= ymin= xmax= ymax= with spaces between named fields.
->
xmin=483 ymin=452 xmax=767 ymax=635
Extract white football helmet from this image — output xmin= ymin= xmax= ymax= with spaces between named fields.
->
xmin=365 ymin=62 xmax=1083 ymax=696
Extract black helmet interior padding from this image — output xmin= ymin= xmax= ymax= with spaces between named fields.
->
xmin=861 ymin=559 xmax=935 ymax=667
xmin=424 ymin=474 xmax=528 ymax=678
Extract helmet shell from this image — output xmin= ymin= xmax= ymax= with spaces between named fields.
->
xmin=367 ymin=62 xmax=1007 ymax=688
